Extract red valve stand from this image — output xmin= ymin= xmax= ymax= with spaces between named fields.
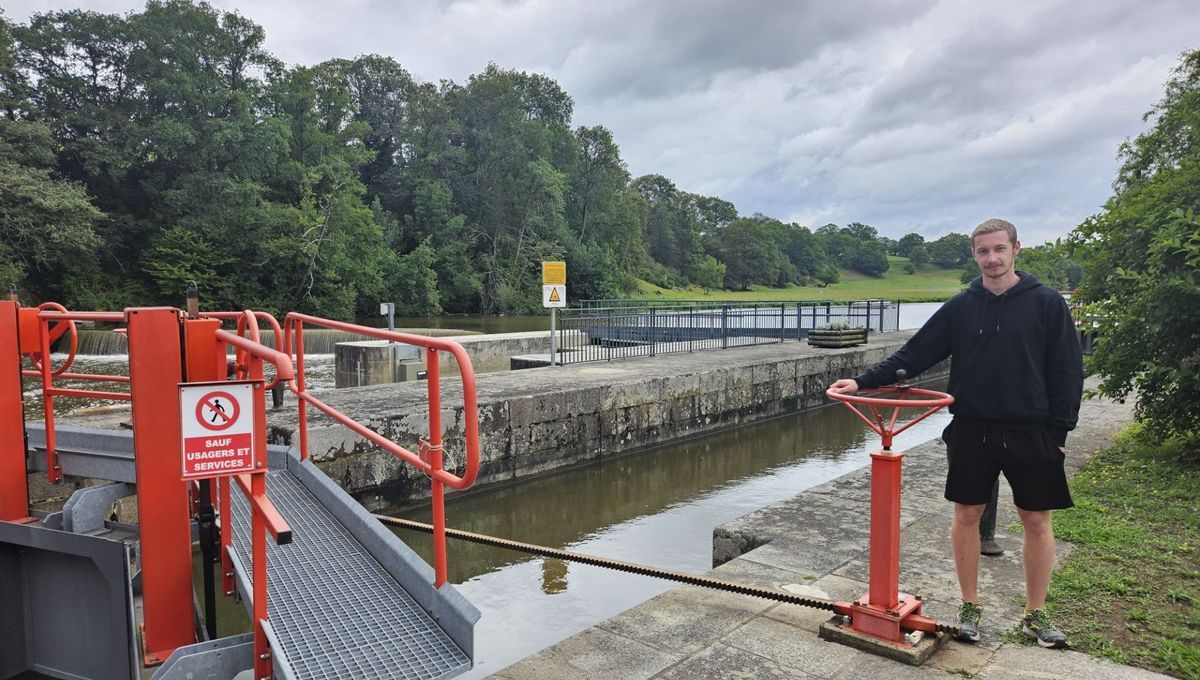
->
xmin=825 ymin=384 xmax=953 ymax=647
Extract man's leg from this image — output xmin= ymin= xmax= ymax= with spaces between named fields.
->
xmin=952 ymin=502 xmax=987 ymax=602
xmin=1016 ymin=507 xmax=1055 ymax=609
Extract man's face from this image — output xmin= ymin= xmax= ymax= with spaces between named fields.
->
xmin=973 ymin=230 xmax=1020 ymax=280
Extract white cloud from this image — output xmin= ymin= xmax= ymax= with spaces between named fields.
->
xmin=5 ymin=0 xmax=1198 ymax=245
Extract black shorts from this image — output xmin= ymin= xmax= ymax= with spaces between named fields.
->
xmin=943 ymin=419 xmax=1073 ymax=511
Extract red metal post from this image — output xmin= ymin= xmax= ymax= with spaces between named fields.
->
xmin=248 ymin=377 xmax=273 ymax=679
xmin=427 ymin=348 xmax=447 ymax=588
xmin=294 ymin=323 xmax=309 ymax=461
xmin=252 ymin=471 xmax=271 ymax=679
xmin=38 ymin=312 xmax=60 ymax=483
xmin=0 ymin=301 xmax=30 ymax=521
xmin=867 ymin=450 xmax=903 ymax=608
xmin=128 ymin=308 xmax=196 ymax=664
xmin=185 ymin=319 xmax=222 ymax=382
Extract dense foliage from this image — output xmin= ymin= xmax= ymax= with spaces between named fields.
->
xmin=0 ymin=1 xmax=975 ymax=318
xmin=1071 ymin=50 xmax=1200 ymax=443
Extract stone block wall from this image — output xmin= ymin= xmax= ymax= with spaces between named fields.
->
xmin=268 ymin=334 xmax=947 ymax=509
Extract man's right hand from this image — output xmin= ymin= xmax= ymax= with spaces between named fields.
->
xmin=828 ymin=379 xmax=859 ymax=394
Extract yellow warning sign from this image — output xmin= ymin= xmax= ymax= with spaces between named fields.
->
xmin=542 ymin=261 xmax=566 ymax=285
xmin=542 ymin=285 xmax=566 ymax=308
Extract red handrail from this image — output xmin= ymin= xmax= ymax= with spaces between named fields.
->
xmin=282 ymin=313 xmax=480 ymax=489
xmin=214 ymin=328 xmax=296 ymax=384
xmin=283 ymin=312 xmax=481 ymax=587
xmin=212 ymin=323 xmax=293 ymax=679
xmin=31 ymin=309 xmax=133 ymax=482
xmin=201 ymin=310 xmax=287 ymax=389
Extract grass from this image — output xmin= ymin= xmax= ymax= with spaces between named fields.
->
xmin=631 ymin=257 xmax=965 ymax=303
xmin=1031 ymin=426 xmax=1200 ymax=679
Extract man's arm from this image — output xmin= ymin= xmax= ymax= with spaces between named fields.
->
xmin=829 ymin=304 xmax=953 ymax=392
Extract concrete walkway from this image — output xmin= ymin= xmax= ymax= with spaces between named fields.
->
xmin=494 ymin=390 xmax=1171 ymax=679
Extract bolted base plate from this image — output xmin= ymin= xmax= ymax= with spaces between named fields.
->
xmin=819 ymin=617 xmax=945 ymax=666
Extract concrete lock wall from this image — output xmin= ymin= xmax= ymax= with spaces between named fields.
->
xmin=334 ymin=331 xmax=586 ymax=387
xmin=277 ymin=332 xmax=946 ymax=509
xmin=334 ymin=341 xmax=424 ymax=387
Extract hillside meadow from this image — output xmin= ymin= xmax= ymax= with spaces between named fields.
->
xmin=631 ymin=257 xmax=963 ymax=303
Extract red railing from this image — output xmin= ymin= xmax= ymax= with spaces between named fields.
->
xmin=212 ymin=320 xmax=294 ymax=680
xmin=23 ymin=308 xmax=129 ymax=483
xmin=283 ymin=312 xmax=481 ymax=587
xmin=10 ymin=302 xmax=479 ymax=676
xmin=201 ymin=310 xmax=287 ymax=389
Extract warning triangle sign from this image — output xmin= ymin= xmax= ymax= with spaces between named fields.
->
xmin=549 ymin=287 xmax=561 ymax=302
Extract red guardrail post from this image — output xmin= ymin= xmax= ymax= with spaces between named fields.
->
xmin=252 ymin=468 xmax=270 ymax=679
xmin=0 ymin=301 xmax=29 ymax=521
xmin=38 ymin=310 xmax=59 ymax=483
xmin=129 ymin=307 xmax=196 ymax=664
xmin=426 ymin=348 xmax=448 ymax=587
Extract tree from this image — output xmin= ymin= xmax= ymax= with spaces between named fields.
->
xmin=1012 ymin=242 xmax=1082 ymax=291
xmin=780 ymin=223 xmax=832 ymax=283
xmin=843 ymin=222 xmax=878 ymax=241
xmin=897 ymin=232 xmax=925 ymax=258
xmin=567 ymin=125 xmax=628 ymax=241
xmin=814 ymin=224 xmax=890 ymax=276
xmin=1071 ymin=50 xmax=1200 ymax=442
xmin=0 ymin=119 xmax=103 ymax=303
xmin=929 ymin=232 xmax=972 ymax=267
xmin=848 ymin=240 xmax=890 ymax=277
xmin=385 ymin=238 xmax=440 ymax=316
xmin=694 ymin=255 xmax=726 ymax=292
xmin=711 ymin=218 xmax=785 ymax=290
xmin=908 ymin=243 xmax=929 ymax=268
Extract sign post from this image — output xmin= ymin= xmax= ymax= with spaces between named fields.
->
xmin=542 ymin=262 xmax=566 ymax=366
xmin=179 ymin=381 xmax=259 ymax=480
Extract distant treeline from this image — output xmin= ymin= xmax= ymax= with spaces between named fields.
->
xmin=0 ymin=1 xmax=1076 ymax=317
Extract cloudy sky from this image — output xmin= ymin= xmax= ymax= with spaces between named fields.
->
xmin=6 ymin=1 xmax=1199 ymax=244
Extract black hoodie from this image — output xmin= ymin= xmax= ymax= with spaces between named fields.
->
xmin=853 ymin=272 xmax=1083 ymax=447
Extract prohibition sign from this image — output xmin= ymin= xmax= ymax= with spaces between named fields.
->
xmin=196 ymin=390 xmax=241 ymax=431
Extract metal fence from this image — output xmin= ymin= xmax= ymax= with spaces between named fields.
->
xmin=555 ymin=300 xmax=899 ymax=364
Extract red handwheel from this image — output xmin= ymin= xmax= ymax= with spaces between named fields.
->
xmin=823 ymin=371 xmax=954 ymax=647
xmin=31 ymin=302 xmax=79 ymax=377
xmin=825 ymin=371 xmax=953 ymax=450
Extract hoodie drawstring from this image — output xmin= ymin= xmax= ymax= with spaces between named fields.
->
xmin=982 ymin=430 xmax=1009 ymax=449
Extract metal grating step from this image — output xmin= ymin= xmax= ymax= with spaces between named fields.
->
xmin=230 ymin=470 xmax=471 ymax=680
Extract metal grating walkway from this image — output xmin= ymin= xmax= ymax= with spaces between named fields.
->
xmin=229 ymin=470 xmax=471 ymax=680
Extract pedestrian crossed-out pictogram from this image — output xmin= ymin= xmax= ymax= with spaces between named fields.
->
xmin=196 ymin=391 xmax=240 ymax=431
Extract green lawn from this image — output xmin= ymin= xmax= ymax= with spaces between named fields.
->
xmin=631 ymin=257 xmax=964 ymax=303
xmin=1022 ymin=427 xmax=1200 ymax=679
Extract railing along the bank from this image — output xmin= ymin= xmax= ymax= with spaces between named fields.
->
xmin=556 ymin=300 xmax=899 ymax=364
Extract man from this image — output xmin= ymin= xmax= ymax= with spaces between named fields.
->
xmin=829 ymin=219 xmax=1082 ymax=648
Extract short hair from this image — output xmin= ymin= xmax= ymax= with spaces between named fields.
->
xmin=971 ymin=218 xmax=1018 ymax=245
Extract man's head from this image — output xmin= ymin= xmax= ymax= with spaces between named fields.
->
xmin=971 ymin=218 xmax=1021 ymax=284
